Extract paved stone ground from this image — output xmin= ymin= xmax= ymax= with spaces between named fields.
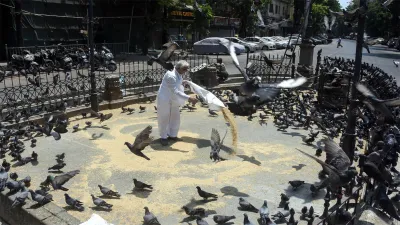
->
xmin=5 ymin=100 xmax=329 ymax=225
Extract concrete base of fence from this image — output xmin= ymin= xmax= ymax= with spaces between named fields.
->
xmin=0 ymin=190 xmax=81 ymax=225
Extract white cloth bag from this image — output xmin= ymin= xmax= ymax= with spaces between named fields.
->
xmin=186 ymin=81 xmax=226 ymax=111
xmin=80 ymin=214 xmax=114 ymax=225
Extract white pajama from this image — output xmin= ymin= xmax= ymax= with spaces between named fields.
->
xmin=157 ymin=69 xmax=190 ymax=139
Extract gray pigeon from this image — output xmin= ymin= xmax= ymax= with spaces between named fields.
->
xmin=213 ymin=215 xmax=235 ymax=224
xmin=259 ymin=200 xmax=269 ymax=224
xmin=196 ymin=216 xmax=209 ymax=225
xmin=196 ymin=186 xmax=218 ymax=200
xmin=48 ymin=162 xmax=66 ymax=171
xmin=124 ymin=125 xmax=154 ymax=160
xmin=29 ymin=189 xmax=53 ymax=205
xmin=91 ymin=194 xmax=112 ymax=209
xmin=239 ymin=197 xmax=259 ymax=212
xmin=0 ymin=166 xmax=7 ymax=191
xmin=64 ymin=193 xmax=84 ymax=211
xmin=244 ymin=213 xmax=255 ymax=225
xmin=42 ymin=170 xmax=80 ymax=191
xmin=182 ymin=206 xmax=206 ymax=217
xmin=6 ymin=180 xmax=24 ymax=192
xmin=98 ymin=185 xmax=121 ymax=198
xmin=147 ymin=42 xmax=179 ymax=70
xmin=143 ymin=206 xmax=161 ymax=225
xmin=210 ymin=128 xmax=228 ymax=162
xmin=133 ymin=178 xmax=153 ymax=190
xmin=11 ymin=188 xmax=30 ymax=208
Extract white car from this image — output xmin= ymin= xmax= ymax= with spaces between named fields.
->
xmin=270 ymin=36 xmax=289 ymax=49
xmin=244 ymin=37 xmax=276 ymax=50
xmin=224 ymin=37 xmax=259 ymax=52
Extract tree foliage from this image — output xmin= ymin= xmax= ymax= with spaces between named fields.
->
xmin=311 ymin=3 xmax=329 ymax=35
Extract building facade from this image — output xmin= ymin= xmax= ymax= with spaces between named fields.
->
xmin=262 ymin=0 xmax=293 ymax=36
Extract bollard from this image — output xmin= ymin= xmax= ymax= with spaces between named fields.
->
xmin=103 ymin=74 xmax=123 ymax=101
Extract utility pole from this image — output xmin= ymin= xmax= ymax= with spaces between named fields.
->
xmin=88 ymin=0 xmax=99 ymax=112
xmin=342 ymin=0 xmax=367 ymax=162
xmin=298 ymin=0 xmax=315 ymax=78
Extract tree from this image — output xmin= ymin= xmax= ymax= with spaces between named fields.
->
xmin=311 ymin=3 xmax=329 ymax=35
xmin=207 ymin=0 xmax=271 ymax=37
xmin=186 ymin=3 xmax=214 ymax=40
xmin=365 ymin=1 xmax=391 ymax=37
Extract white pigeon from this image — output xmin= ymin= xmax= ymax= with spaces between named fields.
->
xmin=394 ymin=60 xmax=399 ymax=68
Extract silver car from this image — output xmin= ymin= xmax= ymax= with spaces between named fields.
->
xmin=224 ymin=37 xmax=259 ymax=52
xmin=193 ymin=37 xmax=246 ymax=55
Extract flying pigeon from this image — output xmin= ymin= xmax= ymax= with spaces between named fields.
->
xmin=147 ymin=42 xmax=179 ymax=70
xmin=210 ymin=128 xmax=228 ymax=162
xmin=394 ymin=60 xmax=399 ymax=67
xmin=124 ymin=125 xmax=154 ymax=160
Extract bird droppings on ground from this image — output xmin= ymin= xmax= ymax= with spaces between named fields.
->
xmin=5 ymin=101 xmax=324 ymax=225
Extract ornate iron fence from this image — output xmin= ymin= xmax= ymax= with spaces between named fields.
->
xmin=245 ymin=51 xmax=295 ymax=83
xmin=0 ymin=53 xmax=217 ymax=122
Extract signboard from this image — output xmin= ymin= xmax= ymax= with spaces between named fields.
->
xmin=170 ymin=11 xmax=194 ymax=17
xmin=214 ymin=17 xmax=229 ymax=26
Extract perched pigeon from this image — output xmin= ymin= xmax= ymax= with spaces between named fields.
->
xmin=0 ymin=167 xmax=7 ymax=191
xmin=243 ymin=213 xmax=255 ymax=225
xmin=288 ymin=180 xmax=305 ymax=190
xmin=98 ymin=185 xmax=121 ymax=198
xmin=239 ymin=197 xmax=259 ymax=212
xmin=182 ymin=206 xmax=206 ymax=217
xmin=259 ymin=200 xmax=269 ymax=224
xmin=11 ymin=187 xmax=30 ymax=208
xmin=213 ymin=215 xmax=235 ymax=224
xmin=133 ymin=178 xmax=153 ymax=190
xmin=29 ymin=189 xmax=53 ymax=205
xmin=196 ymin=216 xmax=209 ymax=225
xmin=143 ymin=206 xmax=161 ymax=225
xmin=124 ymin=125 xmax=154 ymax=160
xmin=48 ymin=162 xmax=66 ymax=171
xmin=64 ymin=193 xmax=84 ymax=211
xmin=196 ymin=186 xmax=218 ymax=200
xmin=91 ymin=194 xmax=112 ymax=209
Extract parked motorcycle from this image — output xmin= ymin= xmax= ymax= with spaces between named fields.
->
xmin=48 ymin=44 xmax=73 ymax=71
xmin=93 ymin=46 xmax=117 ymax=72
xmin=34 ymin=49 xmax=55 ymax=71
xmin=69 ymin=48 xmax=89 ymax=69
xmin=9 ymin=50 xmax=39 ymax=75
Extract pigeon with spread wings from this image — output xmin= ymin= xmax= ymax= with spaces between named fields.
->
xmin=124 ymin=125 xmax=154 ymax=160
xmin=147 ymin=42 xmax=179 ymax=71
xmin=210 ymin=128 xmax=228 ymax=162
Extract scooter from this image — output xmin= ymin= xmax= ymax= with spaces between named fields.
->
xmin=9 ymin=50 xmax=39 ymax=75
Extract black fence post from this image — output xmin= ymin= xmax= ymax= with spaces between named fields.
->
xmin=88 ymin=0 xmax=99 ymax=112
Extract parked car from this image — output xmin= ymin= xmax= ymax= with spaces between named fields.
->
xmin=310 ymin=37 xmax=322 ymax=45
xmin=224 ymin=37 xmax=259 ymax=52
xmin=287 ymin=34 xmax=302 ymax=45
xmin=268 ymin=37 xmax=289 ymax=49
xmin=193 ymin=37 xmax=246 ymax=55
xmin=313 ymin=36 xmax=328 ymax=44
xmin=244 ymin=37 xmax=276 ymax=50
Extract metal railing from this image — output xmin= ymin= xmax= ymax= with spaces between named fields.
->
xmin=0 ymin=53 xmax=217 ymax=121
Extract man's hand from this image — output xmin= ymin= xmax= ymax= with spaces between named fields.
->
xmin=188 ymin=96 xmax=198 ymax=105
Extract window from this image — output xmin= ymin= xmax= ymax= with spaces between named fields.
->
xmin=269 ymin=4 xmax=274 ymax=13
xmin=275 ymin=5 xmax=278 ymax=14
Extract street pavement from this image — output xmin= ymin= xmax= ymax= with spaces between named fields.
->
xmin=5 ymin=102 xmax=325 ymax=225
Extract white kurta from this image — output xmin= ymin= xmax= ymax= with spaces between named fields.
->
xmin=156 ymin=69 xmax=190 ymax=139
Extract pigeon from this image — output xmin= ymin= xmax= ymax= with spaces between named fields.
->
xmin=85 ymin=121 xmax=92 ymax=127
xmin=239 ymin=197 xmax=259 ymax=212
xmin=124 ymin=125 xmax=154 ymax=160
xmin=10 ymin=172 xmax=18 ymax=181
xmin=133 ymin=178 xmax=153 ymax=190
xmin=296 ymin=149 xmax=357 ymax=192
xmin=210 ymin=128 xmax=228 ymax=162
xmin=196 ymin=216 xmax=209 ymax=225
xmin=91 ymin=194 xmax=112 ymax=209
xmin=56 ymin=153 xmax=65 ymax=161
xmin=29 ymin=189 xmax=53 ymax=205
xmin=288 ymin=180 xmax=305 ymax=190
xmin=48 ymin=162 xmax=66 ymax=171
xmin=31 ymin=151 xmax=38 ymax=161
xmin=98 ymin=185 xmax=121 ymax=198
xmin=41 ymin=170 xmax=80 ymax=191
xmin=154 ymin=106 xmax=157 ymax=112
xmin=11 ymin=187 xmax=30 ymax=208
xmin=72 ymin=124 xmax=79 ymax=132
xmin=208 ymin=109 xmax=218 ymax=116
xmin=147 ymin=42 xmax=179 ymax=70
xmin=143 ymin=206 xmax=161 ymax=225
xmin=127 ymin=108 xmax=135 ymax=114
xmin=121 ymin=106 xmax=128 ymax=113
xmin=375 ymin=183 xmax=400 ymax=220
xmin=394 ymin=60 xmax=399 ymax=67
xmin=139 ymin=105 xmax=146 ymax=112
xmin=182 ymin=206 xmax=206 ymax=217
xmin=196 ymin=186 xmax=218 ymax=200
xmin=243 ymin=213 xmax=255 ymax=225
xmin=6 ymin=180 xmax=24 ymax=192
xmin=213 ymin=215 xmax=235 ymax=224
xmin=67 ymin=84 xmax=77 ymax=92
xmin=91 ymin=110 xmax=113 ymax=123
xmin=356 ymin=83 xmax=400 ymax=122
xmin=64 ymin=193 xmax=84 ymax=211
xmin=0 ymin=167 xmax=7 ymax=191
xmin=259 ymin=200 xmax=270 ymax=224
